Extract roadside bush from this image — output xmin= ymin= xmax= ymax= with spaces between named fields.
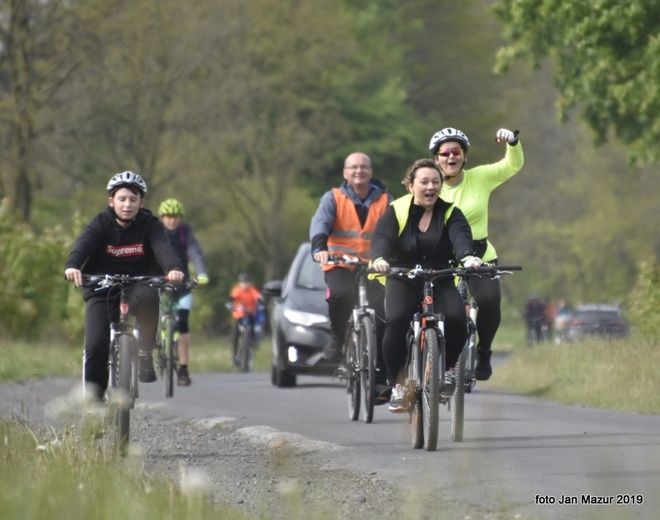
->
xmin=0 ymin=201 xmax=73 ymax=340
xmin=627 ymin=256 xmax=660 ymax=338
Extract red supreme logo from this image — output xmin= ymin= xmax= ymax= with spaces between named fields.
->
xmin=106 ymin=244 xmax=145 ymax=257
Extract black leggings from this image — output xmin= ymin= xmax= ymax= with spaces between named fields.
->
xmin=83 ymin=285 xmax=159 ymax=398
xmin=467 ymin=268 xmax=502 ymax=352
xmin=383 ymin=276 xmax=467 ymax=386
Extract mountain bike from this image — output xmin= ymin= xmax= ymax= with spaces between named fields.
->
xmin=453 ymin=264 xmax=522 ymax=442
xmin=226 ymin=302 xmax=259 ymax=373
xmin=80 ymin=274 xmax=172 ymax=456
xmin=385 ymin=266 xmax=456 ymax=451
xmin=153 ymin=279 xmax=198 ymax=398
xmin=329 ymin=255 xmax=380 ymax=424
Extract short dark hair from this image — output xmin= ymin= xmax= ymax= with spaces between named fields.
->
xmin=110 ymin=184 xmax=144 ymax=198
xmin=401 ymin=158 xmax=442 ymax=187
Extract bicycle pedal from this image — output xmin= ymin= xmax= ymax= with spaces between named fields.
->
xmin=334 ymin=365 xmax=348 ymax=379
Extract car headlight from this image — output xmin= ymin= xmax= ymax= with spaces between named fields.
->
xmin=283 ymin=308 xmax=329 ymax=327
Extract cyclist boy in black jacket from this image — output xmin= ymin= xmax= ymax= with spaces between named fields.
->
xmin=64 ymin=172 xmax=184 ymax=400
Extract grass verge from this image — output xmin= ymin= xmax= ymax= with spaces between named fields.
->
xmin=0 ymin=336 xmax=270 ymax=383
xmin=484 ymin=335 xmax=660 ymax=414
xmin=0 ymin=419 xmax=247 ymax=520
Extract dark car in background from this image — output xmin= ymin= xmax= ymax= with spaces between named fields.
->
xmin=565 ymin=304 xmax=630 ymax=342
xmin=262 ymin=242 xmax=336 ymax=387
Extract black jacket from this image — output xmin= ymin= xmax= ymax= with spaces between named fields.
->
xmin=65 ymin=207 xmax=184 ymax=300
xmin=370 ymin=195 xmax=475 ymax=270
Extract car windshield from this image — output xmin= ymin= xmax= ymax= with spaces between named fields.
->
xmin=576 ymin=311 xmax=621 ymax=323
xmin=296 ymin=255 xmax=326 ymax=291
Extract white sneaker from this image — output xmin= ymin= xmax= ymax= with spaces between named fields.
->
xmin=442 ymin=367 xmax=456 ymax=396
xmin=388 ymin=384 xmax=407 ymax=413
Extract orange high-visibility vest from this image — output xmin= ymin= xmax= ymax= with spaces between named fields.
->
xmin=323 ymin=188 xmax=389 ymax=272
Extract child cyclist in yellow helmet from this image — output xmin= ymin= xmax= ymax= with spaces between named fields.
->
xmin=158 ymin=198 xmax=209 ymax=386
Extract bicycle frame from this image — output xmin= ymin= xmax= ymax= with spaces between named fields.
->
xmin=157 ymin=287 xmax=180 ymax=398
xmin=352 ymin=268 xmax=376 ymax=338
xmin=410 ymin=279 xmax=444 ymax=386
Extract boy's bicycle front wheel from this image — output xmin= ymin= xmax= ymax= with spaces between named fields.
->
xmin=115 ymin=335 xmax=133 ymax=456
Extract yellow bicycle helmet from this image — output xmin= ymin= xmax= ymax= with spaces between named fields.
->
xmin=158 ymin=198 xmax=185 ymax=216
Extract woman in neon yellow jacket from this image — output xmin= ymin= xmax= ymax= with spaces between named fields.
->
xmin=370 ymin=158 xmax=481 ymax=413
xmin=430 ymin=127 xmax=524 ymax=381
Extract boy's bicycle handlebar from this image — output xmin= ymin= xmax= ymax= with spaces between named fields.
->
xmin=75 ymin=274 xmax=198 ymax=291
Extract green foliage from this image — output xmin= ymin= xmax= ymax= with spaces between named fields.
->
xmin=0 ymin=0 xmax=657 ymax=338
xmin=494 ymin=0 xmax=660 ymax=165
xmin=627 ymin=256 xmax=660 ymax=337
xmin=0 ymin=201 xmax=72 ymax=339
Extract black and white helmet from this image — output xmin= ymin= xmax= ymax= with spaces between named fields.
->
xmin=107 ymin=171 xmax=148 ymax=196
xmin=429 ymin=127 xmax=470 ymax=154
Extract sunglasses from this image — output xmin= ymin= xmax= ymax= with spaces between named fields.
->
xmin=436 ymin=147 xmax=464 ymax=157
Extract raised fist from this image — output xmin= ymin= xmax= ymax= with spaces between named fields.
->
xmin=496 ymin=128 xmax=519 ymax=143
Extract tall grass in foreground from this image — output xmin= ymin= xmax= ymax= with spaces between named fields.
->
xmin=0 ymin=420 xmax=247 ymax=520
xmin=484 ymin=335 xmax=660 ymax=414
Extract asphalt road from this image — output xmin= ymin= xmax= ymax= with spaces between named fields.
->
xmin=134 ymin=370 xmax=660 ymax=520
xmin=2 ymin=370 xmax=658 ymax=520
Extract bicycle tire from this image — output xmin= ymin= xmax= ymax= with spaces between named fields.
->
xmin=465 ymin=314 xmax=477 ymax=394
xmin=360 ymin=316 xmax=376 ymax=424
xmin=163 ymin=317 xmax=176 ymax=398
xmin=408 ymin=334 xmax=424 ymax=449
xmin=422 ymin=328 xmax=440 ymax=452
xmin=452 ymin=348 xmax=467 ymax=442
xmin=345 ymin=323 xmax=360 ymax=421
xmin=116 ymin=335 xmax=133 ymax=456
